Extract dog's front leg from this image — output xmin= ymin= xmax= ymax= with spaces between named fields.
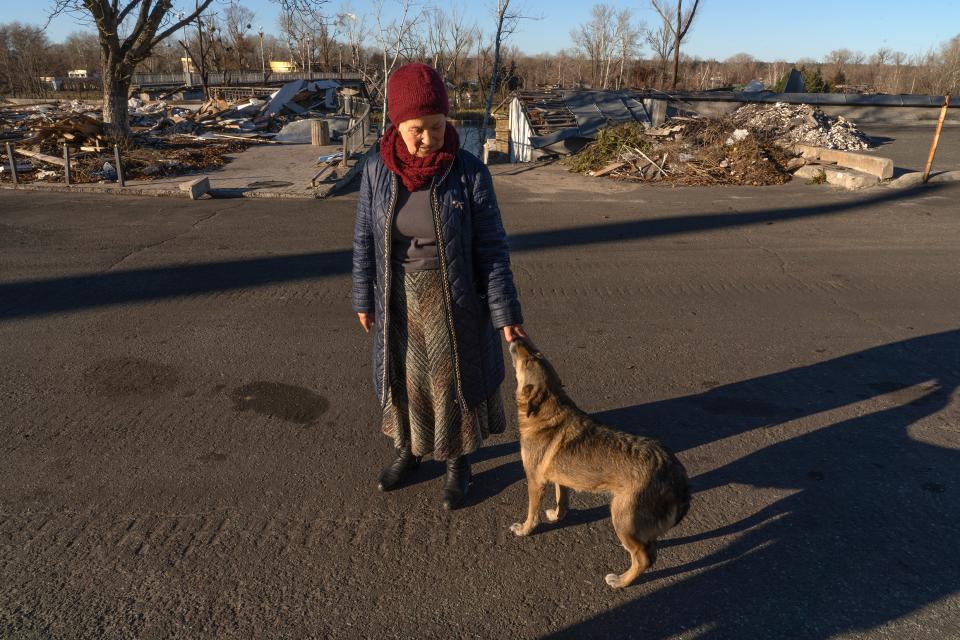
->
xmin=510 ymin=479 xmax=545 ymax=536
xmin=545 ymin=484 xmax=570 ymax=523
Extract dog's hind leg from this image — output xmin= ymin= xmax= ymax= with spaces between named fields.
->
xmin=545 ymin=484 xmax=569 ymax=523
xmin=605 ymin=494 xmax=652 ymax=589
xmin=510 ymin=479 xmax=545 ymax=536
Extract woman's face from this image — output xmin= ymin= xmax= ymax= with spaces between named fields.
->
xmin=398 ymin=113 xmax=446 ymax=157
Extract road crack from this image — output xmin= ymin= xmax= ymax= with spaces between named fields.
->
xmin=106 ymin=203 xmax=241 ymax=271
xmin=741 ymin=228 xmax=893 ymax=337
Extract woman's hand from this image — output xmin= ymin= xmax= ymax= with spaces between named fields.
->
xmin=357 ymin=313 xmax=374 ymax=333
xmin=502 ymin=324 xmax=531 ymax=344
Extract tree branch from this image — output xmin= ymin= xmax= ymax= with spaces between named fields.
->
xmin=650 ymin=0 xmax=678 ymax=38
xmin=676 ymin=0 xmax=700 ymax=41
xmin=117 ymin=0 xmax=143 ymax=24
xmin=150 ymin=0 xmax=215 ymax=48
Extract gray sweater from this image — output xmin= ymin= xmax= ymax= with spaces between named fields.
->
xmin=391 ymin=183 xmax=440 ymax=271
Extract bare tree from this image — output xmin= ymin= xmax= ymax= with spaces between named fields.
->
xmin=571 ymin=4 xmax=615 ymax=89
xmin=224 ymin=2 xmax=256 ymax=70
xmin=891 ymin=50 xmax=907 ymax=93
xmin=63 ymin=31 xmax=102 ymax=72
xmin=45 ymin=0 xmax=326 ymax=138
xmin=0 ymin=23 xmax=52 ymax=96
xmin=372 ymin=0 xmax=422 ymax=131
xmin=480 ymin=0 xmax=538 ymax=144
xmin=650 ymin=0 xmax=700 ymax=89
xmin=644 ymin=9 xmax=672 ymax=87
xmin=440 ymin=5 xmax=476 ymax=109
xmin=725 ymin=52 xmax=756 ymax=86
xmin=613 ymin=8 xmax=642 ymax=90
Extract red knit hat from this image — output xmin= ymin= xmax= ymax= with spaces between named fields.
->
xmin=386 ymin=63 xmax=449 ymax=126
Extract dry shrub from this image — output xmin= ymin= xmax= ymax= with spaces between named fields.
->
xmin=561 ymin=123 xmax=650 ymax=173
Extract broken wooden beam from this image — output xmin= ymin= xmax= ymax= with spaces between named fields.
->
xmin=14 ymin=147 xmax=66 ymax=167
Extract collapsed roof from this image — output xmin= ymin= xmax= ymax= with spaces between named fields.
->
xmin=514 ymin=89 xmax=652 ymax=154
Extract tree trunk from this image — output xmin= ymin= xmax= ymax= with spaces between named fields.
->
xmin=102 ymin=67 xmax=132 ymax=140
xmin=481 ymin=20 xmax=504 ymax=145
xmin=672 ymin=0 xmax=681 ymax=89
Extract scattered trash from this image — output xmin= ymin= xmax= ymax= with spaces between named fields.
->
xmin=101 ymin=161 xmax=117 ymax=181
xmin=316 ymin=151 xmax=344 ymax=164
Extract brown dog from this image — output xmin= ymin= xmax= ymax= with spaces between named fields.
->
xmin=508 ymin=339 xmax=690 ymax=588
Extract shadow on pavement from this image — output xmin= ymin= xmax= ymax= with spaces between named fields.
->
xmin=542 ymin=328 xmax=960 ymax=638
xmin=0 ymin=184 xmax=944 ymax=321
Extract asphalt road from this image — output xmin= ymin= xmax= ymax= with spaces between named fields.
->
xmin=1 ymin=167 xmax=959 ymax=639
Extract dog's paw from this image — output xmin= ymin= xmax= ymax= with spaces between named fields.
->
xmin=605 ymin=573 xmax=626 ymax=589
xmin=544 ymin=508 xmax=566 ymax=523
xmin=510 ymin=522 xmax=530 ymax=536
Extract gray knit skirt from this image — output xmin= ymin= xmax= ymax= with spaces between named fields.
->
xmin=381 ymin=268 xmax=506 ymax=460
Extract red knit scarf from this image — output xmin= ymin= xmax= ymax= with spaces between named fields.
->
xmin=380 ymin=122 xmax=460 ymax=191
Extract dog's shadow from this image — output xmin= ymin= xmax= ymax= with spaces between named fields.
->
xmin=542 ymin=328 xmax=960 ymax=639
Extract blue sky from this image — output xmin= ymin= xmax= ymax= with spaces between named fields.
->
xmin=12 ymin=0 xmax=960 ymax=61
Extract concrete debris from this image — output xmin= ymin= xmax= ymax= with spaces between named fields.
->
xmin=180 ymin=176 xmax=210 ymax=200
xmin=725 ymin=128 xmax=750 ymax=145
xmin=731 ymin=102 xmax=873 ymax=150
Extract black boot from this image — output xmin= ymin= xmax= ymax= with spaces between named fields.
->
xmin=441 ymin=455 xmax=471 ymax=510
xmin=377 ymin=446 xmax=421 ymax=491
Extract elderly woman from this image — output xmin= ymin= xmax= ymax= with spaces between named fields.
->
xmin=352 ymin=63 xmax=528 ymax=510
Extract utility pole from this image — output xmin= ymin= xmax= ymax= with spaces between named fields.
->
xmin=258 ymin=26 xmax=266 ymax=81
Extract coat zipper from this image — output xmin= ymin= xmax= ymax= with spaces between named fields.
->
xmin=380 ymin=173 xmax=399 ymax=406
xmin=430 ymin=161 xmax=468 ymax=409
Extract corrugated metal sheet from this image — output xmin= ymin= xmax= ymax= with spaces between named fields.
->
xmin=511 ymin=89 xmax=652 ymax=156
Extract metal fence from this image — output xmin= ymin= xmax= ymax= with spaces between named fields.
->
xmin=341 ymin=99 xmax=371 ymax=167
xmin=130 ymin=71 xmax=362 ymax=87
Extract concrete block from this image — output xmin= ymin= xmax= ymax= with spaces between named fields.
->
xmin=793 ymin=165 xmax=879 ymax=189
xmin=180 ymin=176 xmax=210 ymax=200
xmin=827 ymin=168 xmax=879 ymax=190
xmin=793 ymin=165 xmax=826 ymax=181
xmin=792 ymin=143 xmax=893 ymax=179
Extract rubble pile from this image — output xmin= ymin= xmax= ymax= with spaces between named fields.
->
xmin=0 ymin=79 xmax=348 ymax=184
xmin=731 ymin=102 xmax=873 ymax=150
xmin=564 ymin=117 xmax=795 ymax=186
xmin=564 ymin=102 xmax=879 ymax=186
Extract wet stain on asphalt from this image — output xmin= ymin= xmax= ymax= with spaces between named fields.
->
xmin=230 ymin=381 xmax=329 ymax=425
xmin=83 ymin=357 xmax=179 ymax=397
xmin=198 ymin=451 xmax=228 ymax=462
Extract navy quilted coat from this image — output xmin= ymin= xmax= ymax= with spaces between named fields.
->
xmin=352 ymin=144 xmax=523 ymax=409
